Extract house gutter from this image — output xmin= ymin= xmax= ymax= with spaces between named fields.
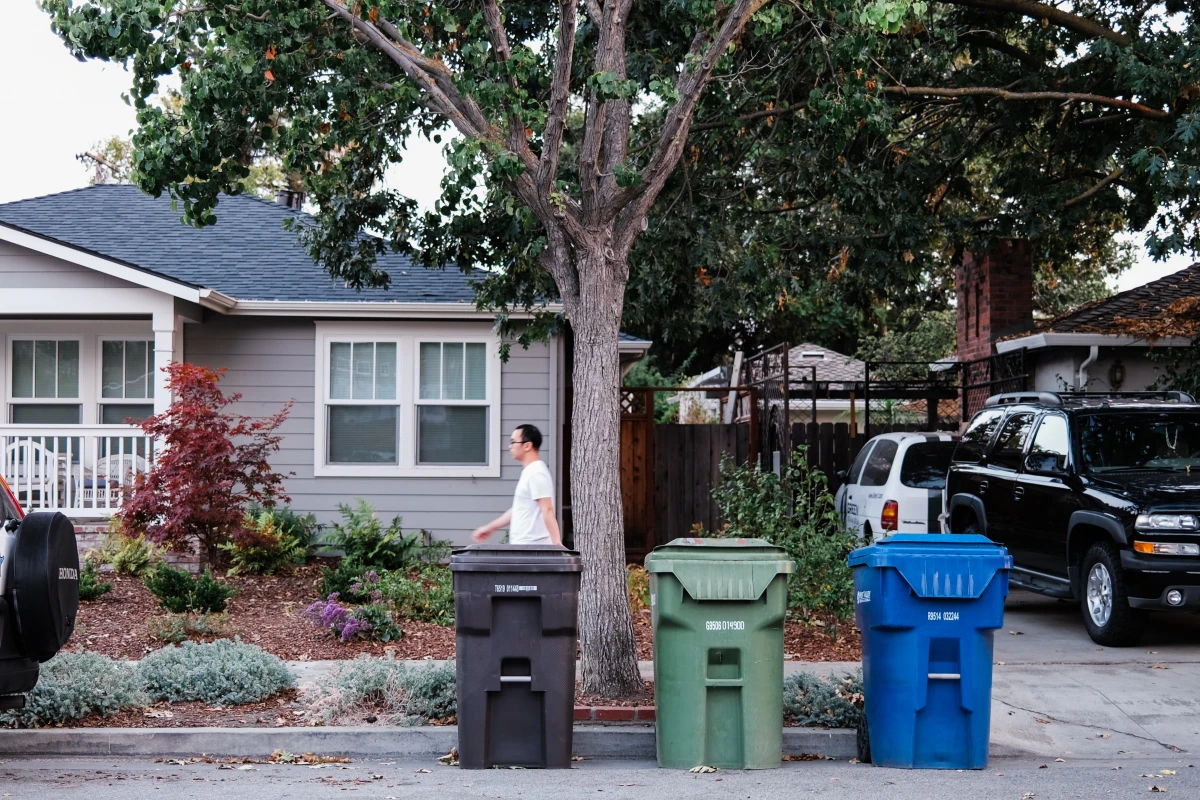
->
xmin=995 ymin=332 xmax=1193 ymax=353
xmin=1076 ymin=345 xmax=1100 ymax=391
xmin=196 ymin=296 xmax=564 ymax=319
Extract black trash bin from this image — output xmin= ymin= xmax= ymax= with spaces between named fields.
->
xmin=450 ymin=544 xmax=582 ymax=769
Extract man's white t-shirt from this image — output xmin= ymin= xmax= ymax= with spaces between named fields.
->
xmin=510 ymin=460 xmax=555 ymax=545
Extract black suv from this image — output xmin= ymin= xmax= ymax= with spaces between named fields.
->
xmin=945 ymin=391 xmax=1200 ymax=646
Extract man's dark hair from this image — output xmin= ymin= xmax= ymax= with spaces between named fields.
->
xmin=516 ymin=424 xmax=542 ymax=450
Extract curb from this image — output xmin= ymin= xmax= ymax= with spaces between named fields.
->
xmin=574 ymin=705 xmax=656 ymax=722
xmin=0 ymin=725 xmax=857 ymax=760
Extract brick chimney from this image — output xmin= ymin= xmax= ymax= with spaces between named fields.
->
xmin=956 ymin=240 xmax=1034 ymax=362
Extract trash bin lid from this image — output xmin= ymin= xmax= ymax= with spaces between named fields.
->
xmin=450 ymin=543 xmax=582 ymax=573
xmin=645 ymin=538 xmax=793 ymax=601
xmin=846 ymin=534 xmax=1011 ymax=599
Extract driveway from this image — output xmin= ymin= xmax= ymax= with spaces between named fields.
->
xmin=989 ymin=590 xmax=1200 ymax=758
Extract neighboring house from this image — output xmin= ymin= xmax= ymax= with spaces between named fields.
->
xmin=955 ymin=239 xmax=1197 ymax=396
xmin=0 ymin=185 xmax=649 ymax=544
xmin=786 ymin=343 xmax=866 ymax=431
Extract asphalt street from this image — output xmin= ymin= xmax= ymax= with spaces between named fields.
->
xmin=2 ymin=755 xmax=1197 ymax=799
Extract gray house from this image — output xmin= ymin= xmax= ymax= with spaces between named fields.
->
xmin=0 ymin=185 xmax=649 ymax=545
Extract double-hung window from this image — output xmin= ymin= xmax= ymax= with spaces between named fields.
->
xmin=326 ymin=341 xmax=399 ymax=464
xmin=315 ymin=325 xmax=500 ymax=476
xmin=417 ymin=342 xmax=489 ymax=465
xmin=100 ymin=340 xmax=155 ymax=424
xmin=10 ymin=339 xmax=81 ymax=424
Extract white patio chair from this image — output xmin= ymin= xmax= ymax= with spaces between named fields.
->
xmin=75 ymin=453 xmax=150 ymax=508
xmin=2 ymin=439 xmax=68 ymax=510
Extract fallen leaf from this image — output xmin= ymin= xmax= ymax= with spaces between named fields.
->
xmin=572 ymin=756 xmax=588 ymax=762
xmin=1036 ymin=719 xmax=1051 ymax=724
xmin=1009 ymin=631 xmax=1024 ymax=635
xmin=237 ymin=765 xmax=256 ymax=771
xmin=1142 ymin=774 xmax=1157 ymax=778
xmin=689 ymin=765 xmax=718 ymax=773
xmin=1039 ymin=764 xmax=1049 ymax=769
xmin=848 ymin=758 xmax=860 ymax=764
xmin=416 ymin=769 xmax=430 ymax=774
xmin=1055 ymin=758 xmax=1065 ymax=763
xmin=1162 ymin=770 xmax=1176 ymax=775
xmin=1022 ymin=793 xmax=1036 ymax=800
xmin=1100 ymin=734 xmax=1111 ymax=739
xmin=1150 ymin=786 xmax=1167 ymax=793
xmin=1152 ymin=665 xmax=1170 ymax=670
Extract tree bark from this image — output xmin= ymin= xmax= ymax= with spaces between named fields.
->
xmin=566 ymin=247 xmax=643 ymax=697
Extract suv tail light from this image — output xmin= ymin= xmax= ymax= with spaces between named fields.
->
xmin=881 ymin=500 xmax=899 ymax=531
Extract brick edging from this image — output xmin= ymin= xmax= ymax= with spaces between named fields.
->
xmin=574 ymin=705 xmax=656 ymax=722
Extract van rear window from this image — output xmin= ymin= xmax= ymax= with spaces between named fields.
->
xmin=900 ymin=441 xmax=957 ymax=489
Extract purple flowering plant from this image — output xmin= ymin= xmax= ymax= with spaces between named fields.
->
xmin=302 ymin=589 xmax=402 ymax=643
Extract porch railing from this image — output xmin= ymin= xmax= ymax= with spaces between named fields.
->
xmin=0 ymin=425 xmax=157 ymax=516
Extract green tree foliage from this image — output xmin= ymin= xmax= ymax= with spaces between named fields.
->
xmin=856 ymin=309 xmax=956 ymax=365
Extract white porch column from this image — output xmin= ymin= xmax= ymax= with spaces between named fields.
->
xmin=152 ymin=310 xmax=184 ymax=416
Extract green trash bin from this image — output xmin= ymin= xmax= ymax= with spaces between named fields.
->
xmin=645 ymin=537 xmax=794 ymax=770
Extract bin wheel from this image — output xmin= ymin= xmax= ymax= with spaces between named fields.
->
xmin=855 ymin=716 xmax=871 ymax=764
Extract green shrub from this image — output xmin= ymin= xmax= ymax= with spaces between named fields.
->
xmin=317 ymin=558 xmax=371 ymax=602
xmin=303 ymin=656 xmax=455 ymax=726
xmin=782 ymin=670 xmax=864 ymax=728
xmin=712 ymin=447 xmax=857 ymax=619
xmin=0 ymin=651 xmax=146 ymax=728
xmin=218 ymin=507 xmax=307 ymax=575
xmin=380 ymin=566 xmax=454 ymax=626
xmin=147 ymin=612 xmax=235 ymax=645
xmin=136 ymin=639 xmax=295 ymax=706
xmin=247 ymin=501 xmax=319 ymax=548
xmin=143 ymin=563 xmax=236 ymax=614
xmin=96 ymin=522 xmax=161 ymax=577
xmin=78 ymin=561 xmax=113 ymax=602
xmin=320 ymin=499 xmax=437 ymax=570
xmin=626 ymin=565 xmax=650 ymax=613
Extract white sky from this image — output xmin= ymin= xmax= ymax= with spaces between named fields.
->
xmin=1 ymin=0 xmax=1193 ymax=293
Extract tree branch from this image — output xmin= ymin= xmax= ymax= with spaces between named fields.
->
xmin=1064 ymin=167 xmax=1125 ymax=208
xmin=320 ymin=0 xmax=490 ymax=137
xmin=689 ymin=103 xmax=806 ymax=134
xmin=883 ymin=85 xmax=1169 ymax=121
xmin=958 ymin=32 xmax=1043 ymax=69
xmin=479 ymin=0 xmax=540 ymax=172
xmin=536 ymin=0 xmax=577 ymax=193
xmin=610 ymin=0 xmax=770 ymax=253
xmin=939 ymin=0 xmax=1131 ymax=47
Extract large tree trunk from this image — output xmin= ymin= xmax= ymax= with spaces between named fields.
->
xmin=569 ymin=249 xmax=643 ymax=697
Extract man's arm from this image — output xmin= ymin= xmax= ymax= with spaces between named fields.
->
xmin=471 ymin=508 xmax=513 ymax=542
xmin=536 ymin=497 xmax=562 ymax=546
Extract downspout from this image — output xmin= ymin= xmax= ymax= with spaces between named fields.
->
xmin=1077 ymin=346 xmax=1100 ymax=391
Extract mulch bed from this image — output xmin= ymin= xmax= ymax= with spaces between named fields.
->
xmin=76 ymin=563 xmax=861 ymax=664
xmin=76 ymin=564 xmax=455 ymax=662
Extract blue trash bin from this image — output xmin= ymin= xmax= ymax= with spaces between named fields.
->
xmin=848 ymin=534 xmax=1011 ymax=769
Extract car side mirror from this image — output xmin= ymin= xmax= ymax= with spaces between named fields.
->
xmin=835 ymin=469 xmax=848 ymax=482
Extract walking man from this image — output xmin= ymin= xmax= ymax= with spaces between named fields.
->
xmin=472 ymin=424 xmax=562 ymax=545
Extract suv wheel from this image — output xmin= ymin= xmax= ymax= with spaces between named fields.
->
xmin=1080 ymin=542 xmax=1144 ymax=646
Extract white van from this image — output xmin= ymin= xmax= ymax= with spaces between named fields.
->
xmin=834 ymin=432 xmax=959 ymax=540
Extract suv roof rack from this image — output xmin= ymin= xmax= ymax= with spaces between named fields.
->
xmin=984 ymin=391 xmax=1198 ymax=408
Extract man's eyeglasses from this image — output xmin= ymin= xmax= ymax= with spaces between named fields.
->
xmin=509 ymin=438 xmax=526 ymax=446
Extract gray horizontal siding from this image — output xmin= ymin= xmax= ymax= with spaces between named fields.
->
xmin=184 ymin=315 xmax=554 ymax=545
xmin=0 ymin=239 xmax=143 ymax=290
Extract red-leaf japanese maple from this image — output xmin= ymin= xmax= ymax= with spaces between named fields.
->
xmin=119 ymin=362 xmax=293 ymax=563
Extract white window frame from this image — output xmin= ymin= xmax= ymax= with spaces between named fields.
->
xmin=314 ymin=322 xmax=502 ymax=478
xmin=96 ymin=337 xmax=156 ymax=425
xmin=2 ymin=324 xmax=157 ymax=426
xmin=6 ymin=334 xmax=85 ymax=423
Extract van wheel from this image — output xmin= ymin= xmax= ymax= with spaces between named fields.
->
xmin=1080 ymin=542 xmax=1144 ymax=647
xmin=956 ymin=515 xmax=980 ymax=535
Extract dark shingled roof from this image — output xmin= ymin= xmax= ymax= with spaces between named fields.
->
xmin=0 ymin=184 xmax=482 ymax=303
xmin=1039 ymin=262 xmax=1200 ymax=334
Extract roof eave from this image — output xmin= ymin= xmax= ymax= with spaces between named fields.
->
xmin=222 ymin=299 xmax=564 ymax=319
xmin=996 ymin=332 xmax=1195 ymax=353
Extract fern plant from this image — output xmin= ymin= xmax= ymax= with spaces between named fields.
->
xmin=218 ymin=507 xmax=307 ymax=575
xmin=321 ymin=499 xmax=424 ymax=570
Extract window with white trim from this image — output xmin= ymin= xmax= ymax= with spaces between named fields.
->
xmin=314 ymin=325 xmax=501 ymax=477
xmin=10 ymin=339 xmax=81 ymax=424
xmin=100 ymin=339 xmax=155 ymax=424
xmin=416 ymin=342 xmax=489 ymax=465
xmin=326 ymin=341 xmax=399 ymax=464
